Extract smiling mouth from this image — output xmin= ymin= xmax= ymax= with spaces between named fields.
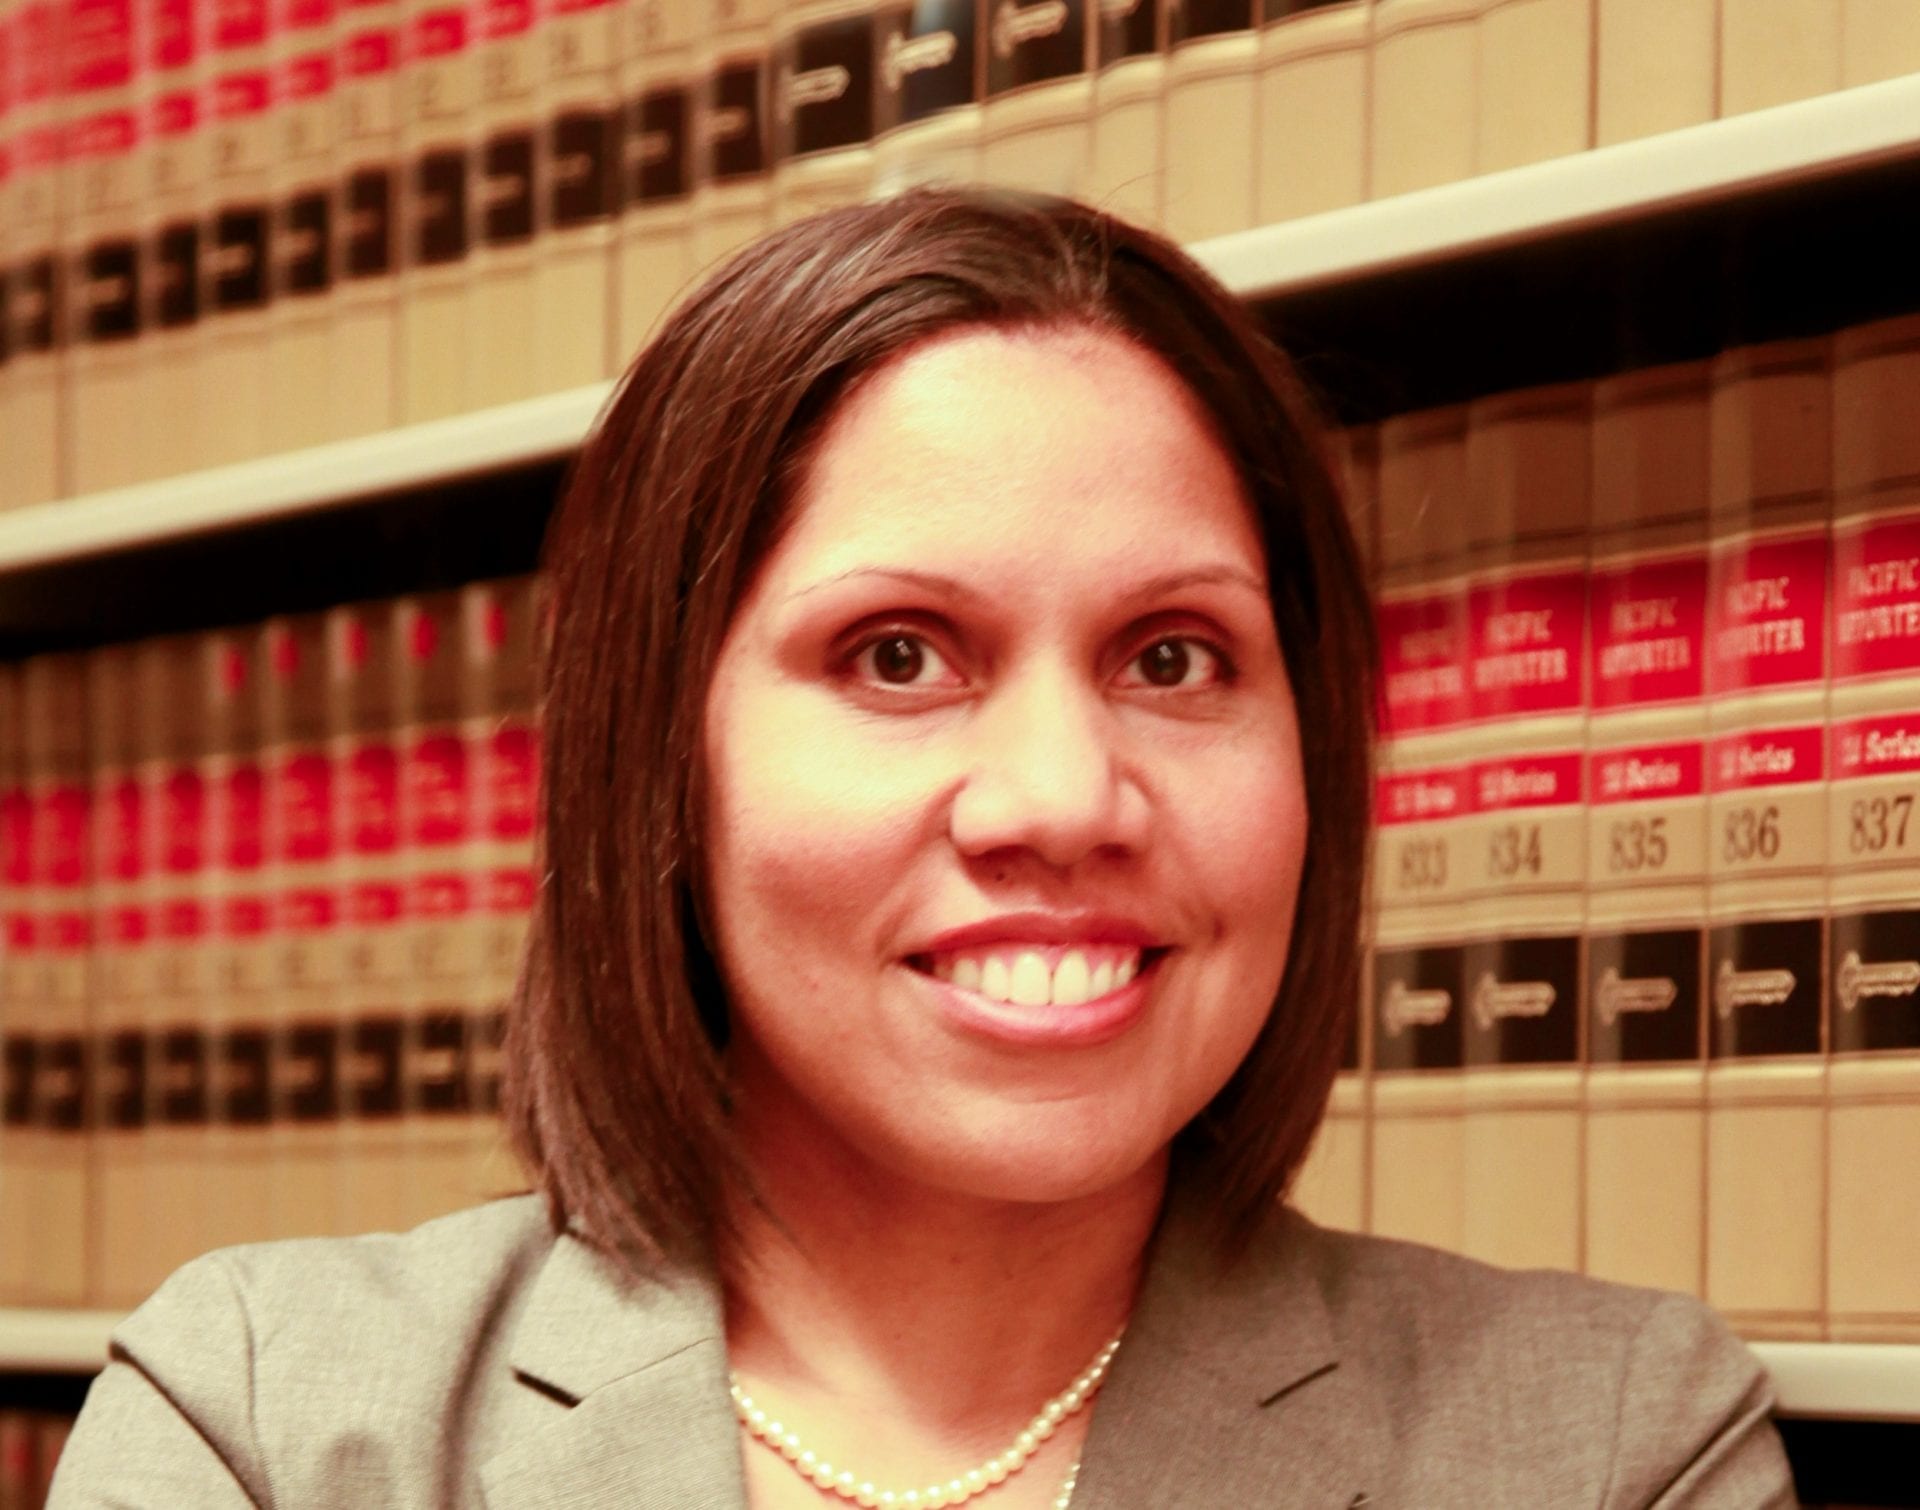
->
xmin=905 ymin=944 xmax=1171 ymax=1007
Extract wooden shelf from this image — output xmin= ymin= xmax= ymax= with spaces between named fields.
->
xmin=0 ymin=1309 xmax=120 ymax=1375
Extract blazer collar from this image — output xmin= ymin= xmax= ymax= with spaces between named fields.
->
xmin=481 ymin=1197 xmax=1385 ymax=1509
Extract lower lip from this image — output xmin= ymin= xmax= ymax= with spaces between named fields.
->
xmin=909 ymin=959 xmax=1159 ymax=1049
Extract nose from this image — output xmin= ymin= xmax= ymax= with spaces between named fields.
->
xmin=946 ymin=658 xmax=1150 ymax=871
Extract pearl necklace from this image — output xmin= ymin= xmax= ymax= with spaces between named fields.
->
xmin=730 ymin=1331 xmax=1122 ymax=1509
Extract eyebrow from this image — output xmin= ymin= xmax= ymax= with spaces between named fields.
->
xmin=781 ymin=563 xmax=1270 ymax=610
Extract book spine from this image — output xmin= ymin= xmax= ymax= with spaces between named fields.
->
xmin=978 ymin=0 xmax=1089 ymax=199
xmin=0 ymin=665 xmax=32 ymax=1305
xmin=1161 ymin=0 xmax=1255 ymax=243
xmin=869 ymin=0 xmax=981 ymax=196
xmin=1087 ymin=0 xmax=1161 ymax=233
xmin=333 ymin=0 xmax=397 ymax=436
xmin=530 ymin=0 xmax=615 ymax=388
xmin=470 ymin=0 xmax=536 ymax=407
xmin=1592 ymin=0 xmax=1715 ymax=146
xmin=1367 ymin=0 xmax=1479 ymax=199
xmin=1825 ymin=310 xmax=1920 ymax=1342
xmin=397 ymin=0 xmax=473 ymax=421
xmin=264 ymin=0 xmax=336 ymax=452
xmin=141 ymin=0 xmax=209 ymax=480
xmin=689 ymin=0 xmax=770 ymax=274
xmin=1255 ymin=0 xmax=1368 ymax=224
xmin=612 ymin=0 xmax=691 ymax=357
xmin=2 ymin=0 xmax=14 ymax=509
xmin=769 ymin=1 xmax=876 ymax=231
xmin=8 ymin=0 xmax=67 ymax=504
xmin=1719 ymin=0 xmax=1841 ymax=117
xmin=1840 ymin=0 xmax=1920 ymax=85
xmin=1473 ymin=0 xmax=1590 ymax=173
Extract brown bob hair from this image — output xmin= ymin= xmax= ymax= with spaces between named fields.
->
xmin=505 ymin=186 xmax=1375 ymax=1276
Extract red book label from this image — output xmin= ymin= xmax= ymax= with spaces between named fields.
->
xmin=481 ymin=0 xmax=531 ymax=38
xmin=275 ymin=750 xmax=334 ymax=862
xmin=6 ymin=913 xmax=35 ymax=951
xmin=154 ymin=88 xmax=198 ymax=132
xmin=486 ymin=724 xmax=537 ymax=840
xmin=1591 ymin=553 xmax=1708 ymax=709
xmin=1468 ymin=568 xmax=1586 ymax=720
xmin=1708 ymin=531 xmax=1828 ymax=693
xmin=222 ymin=894 xmax=270 ymax=937
xmin=280 ymin=885 xmax=336 ymax=931
xmin=1591 ymin=741 xmax=1706 ymax=804
xmin=47 ymin=910 xmax=92 ymax=951
xmin=41 ymin=784 xmax=93 ymax=888
xmin=1 ymin=788 xmax=32 ymax=886
xmin=67 ymin=0 xmax=135 ymax=89
xmin=548 ymin=0 xmax=612 ymax=12
xmin=407 ymin=733 xmax=470 ymax=847
xmin=1833 ymin=714 xmax=1920 ymax=780
xmin=1375 ymin=591 xmax=1470 ymax=736
xmin=107 ymin=902 xmax=150 ymax=945
xmin=347 ymin=879 xmax=402 ymax=923
xmin=213 ymin=0 xmax=267 ymax=48
xmin=1472 ymin=752 xmax=1583 ymax=812
xmin=18 ymin=4 xmax=60 ymax=102
xmin=342 ymin=27 xmax=394 ymax=73
xmin=347 ymin=745 xmax=399 ymax=855
xmin=220 ymin=763 xmax=265 ymax=869
xmin=213 ymin=70 xmax=271 ymax=115
xmin=280 ymin=0 xmax=331 ymax=26
xmin=413 ymin=871 xmax=471 ymax=917
xmin=1376 ymin=766 xmax=1472 ymax=826
xmin=151 ymin=0 xmax=195 ymax=68
xmin=281 ymin=52 xmax=332 ymax=95
xmin=71 ymin=108 xmax=139 ymax=155
xmin=486 ymin=865 xmax=536 ymax=912
xmin=1833 ymin=513 xmax=1920 ymax=680
xmin=410 ymin=7 xmax=466 ymax=57
xmin=1708 ymin=726 xmax=1826 ymax=792
xmin=101 ymin=775 xmax=145 ymax=880
xmin=158 ymin=896 xmax=207 ymax=939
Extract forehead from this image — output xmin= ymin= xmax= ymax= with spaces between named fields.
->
xmin=770 ymin=326 xmax=1264 ymax=589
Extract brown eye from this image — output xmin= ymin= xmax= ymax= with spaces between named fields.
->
xmin=1137 ymin=639 xmax=1192 ymax=687
xmin=870 ymin=635 xmax=926 ymax=684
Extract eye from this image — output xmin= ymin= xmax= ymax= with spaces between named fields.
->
xmin=851 ymin=631 xmax=958 ymax=689
xmin=1121 ymin=635 xmax=1233 ymax=690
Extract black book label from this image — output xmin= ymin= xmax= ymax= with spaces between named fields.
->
xmin=1833 ymin=910 xmax=1920 ymax=1053
xmin=1462 ymin=934 xmax=1582 ymax=1066
xmin=211 ymin=207 xmax=271 ymax=312
xmin=1588 ymin=929 xmax=1704 ymax=1064
xmin=281 ymin=190 xmax=333 ymax=295
xmin=1172 ymin=0 xmax=1254 ymax=43
xmin=104 ymin=1029 xmax=148 ymax=1130
xmin=481 ymin=131 xmax=537 ymax=245
xmin=0 ymin=268 xmax=12 ymax=364
xmin=630 ymin=87 xmax=691 ymax=205
xmin=707 ymin=60 xmax=767 ymax=181
xmin=222 ymin=1028 xmax=272 ymax=1126
xmin=14 ymin=255 xmax=59 ymax=353
xmin=1372 ymin=944 xmax=1465 ymax=1072
xmin=83 ymin=240 xmax=141 ymax=341
xmin=156 ymin=221 xmax=202 ymax=327
xmin=879 ymin=0 xmax=980 ymax=128
xmin=987 ymin=0 xmax=1087 ymax=96
xmin=281 ymin=1021 xmax=341 ymax=1123
xmin=349 ymin=1016 xmax=405 ymax=1117
xmin=414 ymin=1009 xmax=470 ymax=1114
xmin=40 ymin=1036 xmax=88 ymax=1133
xmin=345 ymin=167 xmax=397 ymax=278
xmin=1098 ymin=0 xmax=1158 ymax=65
xmin=471 ymin=1007 xmax=505 ymax=1114
xmin=550 ymin=110 xmax=618 ymax=228
xmin=159 ymin=1027 xmax=211 ymax=1126
xmin=1338 ymin=1003 xmax=1360 ymax=1072
xmin=414 ymin=149 xmax=471 ymax=266
xmin=2 ymin=1037 xmax=33 ymax=1127
xmin=1708 ymin=918 xmax=1824 ymax=1059
xmin=781 ymin=13 xmax=876 ymax=159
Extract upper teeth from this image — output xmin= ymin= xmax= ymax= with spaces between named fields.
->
xmin=928 ymin=947 xmax=1141 ymax=1007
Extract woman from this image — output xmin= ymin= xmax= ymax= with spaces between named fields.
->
xmin=52 ymin=190 xmax=1791 ymax=1508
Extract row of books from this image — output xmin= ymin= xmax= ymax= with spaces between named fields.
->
xmin=6 ymin=0 xmax=1919 ymax=507
xmin=1292 ymin=306 xmax=1920 ymax=1343
xmin=0 ymin=1410 xmax=68 ymax=1510
xmin=0 ymin=575 xmax=541 ymax=1311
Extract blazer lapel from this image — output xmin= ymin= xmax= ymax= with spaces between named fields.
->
xmin=1074 ymin=1197 xmax=1388 ymax=1510
xmin=476 ymin=1229 xmax=747 ymax=1510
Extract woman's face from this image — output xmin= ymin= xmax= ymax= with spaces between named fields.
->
xmin=702 ymin=326 xmax=1307 ymax=1206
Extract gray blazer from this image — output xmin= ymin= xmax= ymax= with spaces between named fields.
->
xmin=51 ymin=1192 xmax=1795 ymax=1508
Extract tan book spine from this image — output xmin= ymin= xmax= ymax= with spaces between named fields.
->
xmin=689 ymin=0 xmax=770 ymax=276
xmin=770 ymin=1 xmax=876 ymax=230
xmin=1087 ymin=0 xmax=1162 ymax=234
xmin=1256 ymin=0 xmax=1369 ymax=224
xmin=1825 ymin=310 xmax=1920 ymax=1342
xmin=263 ymin=613 xmax=345 ymax=1240
xmin=1367 ymin=0 xmax=1479 ymax=200
xmin=1474 ymin=0 xmax=1589 ymax=174
xmin=397 ymin=0 xmax=474 ymax=421
xmin=1368 ymin=404 xmax=1473 ymax=1253
xmin=328 ymin=601 xmax=410 ymax=1235
xmin=1582 ymin=359 xmax=1712 ymax=1298
xmin=64 ymin=0 xmax=144 ymax=493
xmin=532 ymin=0 xmax=617 ymax=388
xmin=35 ymin=1413 xmax=72 ymax=1503
xmin=612 ymin=0 xmax=694 ymax=359
xmin=1162 ymin=0 xmax=1256 ymax=243
xmin=1841 ymin=0 xmax=1920 ymax=85
xmin=979 ymin=0 xmax=1091 ymax=199
xmin=264 ymin=0 xmax=338 ymax=453
xmin=87 ymin=643 xmax=159 ymax=1308
xmin=333 ymin=0 xmax=399 ymax=437
xmin=470 ymin=0 xmax=538 ymax=407
xmin=1719 ymin=0 xmax=1841 ymax=117
xmin=2 ymin=0 xmax=14 ymax=501
xmin=6 ymin=0 xmax=66 ymax=506
xmin=1592 ymin=0 xmax=1715 ymax=147
xmin=0 ymin=1409 xmax=36 ymax=1510
xmin=869 ymin=0 xmax=982 ymax=197
xmin=1703 ymin=333 xmax=1832 ymax=1341
xmin=0 ymin=665 xmax=32 ymax=1305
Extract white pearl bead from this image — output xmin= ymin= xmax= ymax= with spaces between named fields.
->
xmin=799 ymin=1450 xmax=818 ymax=1471
xmin=900 ymin=1492 xmax=921 ymax=1509
xmin=811 ymin=1462 xmax=838 ymax=1489
xmin=855 ymin=1484 xmax=879 ymax=1508
xmin=877 ymin=1493 xmax=897 ymax=1509
xmin=779 ymin=1431 xmax=802 ymax=1460
xmin=837 ymin=1471 xmax=858 ymax=1493
xmin=1034 ymin=1415 xmax=1056 ymax=1442
xmin=986 ymin=1458 xmax=1010 ymax=1484
xmin=1063 ymin=1386 xmax=1085 ymax=1411
xmin=1041 ymin=1400 xmax=1066 ymax=1425
xmin=946 ymin=1478 xmax=967 ymax=1502
xmin=1016 ymin=1431 xmax=1038 ymax=1456
xmin=747 ymin=1407 xmax=767 ymax=1431
xmin=964 ymin=1469 xmax=988 ymax=1494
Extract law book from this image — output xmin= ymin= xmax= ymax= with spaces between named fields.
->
xmin=140 ymin=0 xmax=212 ymax=481
xmin=613 ymin=0 xmax=694 ymax=359
xmin=1368 ymin=404 xmax=1473 ymax=1254
xmin=333 ymin=0 xmax=399 ymax=438
xmin=869 ymin=0 xmax=980 ymax=196
xmin=0 ymin=1410 xmax=36 ymax=1510
xmin=1719 ymin=0 xmax=1841 ymax=117
xmin=2 ymin=3 xmax=13 ymax=499
xmin=1825 ymin=310 xmax=1920 ymax=1342
xmin=34 ymin=1414 xmax=70 ymax=1505
xmin=689 ymin=0 xmax=771 ymax=276
xmin=532 ymin=0 xmax=619 ymax=390
xmin=1085 ymin=0 xmax=1161 ymax=234
xmin=23 ymin=654 xmax=93 ymax=1306
xmin=5 ymin=0 xmax=66 ymax=507
xmin=769 ymin=0 xmax=876 ymax=229
xmin=1591 ymin=0 xmax=1715 ymax=147
xmin=263 ymin=0 xmax=336 ymax=453
xmin=328 ymin=600 xmax=411 ymax=1235
xmin=979 ymin=0 xmax=1090 ymax=199
xmin=1474 ymin=0 xmax=1588 ymax=174
xmin=1703 ymin=332 xmax=1832 ymax=1342
xmin=1841 ymin=0 xmax=1920 ymax=85
xmin=397 ymin=0 xmax=473 ymax=422
xmin=262 ymin=612 xmax=346 ymax=1240
xmin=1255 ymin=0 xmax=1368 ymax=224
xmin=0 ymin=664 xmax=33 ymax=1304
xmin=1456 ymin=382 xmax=1589 ymax=1274
xmin=87 ymin=641 xmax=160 ymax=1308
xmin=63 ymin=0 xmax=143 ymax=494
xmin=200 ymin=0 xmax=274 ymax=466
xmin=1367 ymin=0 xmax=1478 ymax=200
xmin=470 ymin=0 xmax=538 ymax=409
xmin=1582 ymin=358 xmax=1712 ymax=1298
xmin=1162 ymin=0 xmax=1256 ymax=243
